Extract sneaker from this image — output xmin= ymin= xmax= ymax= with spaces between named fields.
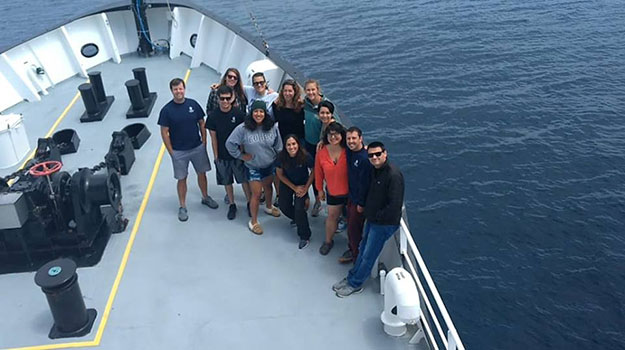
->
xmin=298 ymin=239 xmax=309 ymax=249
xmin=335 ymin=284 xmax=363 ymax=298
xmin=332 ymin=277 xmax=348 ymax=292
xmin=264 ymin=206 xmax=281 ymax=217
xmin=311 ymin=201 xmax=322 ymax=217
xmin=201 ymin=196 xmax=219 ymax=209
xmin=319 ymin=240 xmax=334 ymax=255
xmin=338 ymin=249 xmax=354 ymax=264
xmin=273 ymin=196 xmax=279 ymax=208
xmin=227 ymin=204 xmax=237 ymax=220
xmin=289 ymin=220 xmax=297 ymax=227
xmin=247 ymin=202 xmax=252 ymax=217
xmin=224 ymin=194 xmax=230 ymax=205
xmin=336 ymin=218 xmax=347 ymax=233
xmin=178 ymin=207 xmax=188 ymax=222
xmin=248 ymin=220 xmax=263 ymax=235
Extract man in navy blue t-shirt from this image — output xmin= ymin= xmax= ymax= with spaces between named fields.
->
xmin=339 ymin=126 xmax=372 ymax=263
xmin=158 ymin=78 xmax=218 ymax=222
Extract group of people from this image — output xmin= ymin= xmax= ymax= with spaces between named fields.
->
xmin=158 ymin=69 xmax=404 ymax=297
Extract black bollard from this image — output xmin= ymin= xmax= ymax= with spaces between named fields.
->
xmin=78 ymin=83 xmax=99 ymax=116
xmin=34 ymin=258 xmax=97 ymax=339
xmin=80 ymin=72 xmax=114 ymax=123
xmin=132 ymin=67 xmax=150 ymax=99
xmin=126 ymin=67 xmax=157 ymax=118
xmin=125 ymin=79 xmax=146 ymax=110
xmin=88 ymin=71 xmax=106 ymax=103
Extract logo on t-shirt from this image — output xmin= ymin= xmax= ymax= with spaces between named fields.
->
xmin=231 ymin=116 xmax=236 ymax=123
xmin=354 ymin=159 xmax=360 ymax=167
xmin=188 ymin=106 xmax=194 ymax=113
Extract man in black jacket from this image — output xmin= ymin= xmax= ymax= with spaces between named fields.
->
xmin=333 ymin=141 xmax=405 ymax=297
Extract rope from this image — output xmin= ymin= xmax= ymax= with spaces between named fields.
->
xmin=242 ymin=0 xmax=269 ymax=54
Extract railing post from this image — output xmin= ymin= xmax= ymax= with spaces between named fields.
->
xmin=447 ymin=329 xmax=457 ymax=350
xmin=400 ymin=226 xmax=407 ymax=255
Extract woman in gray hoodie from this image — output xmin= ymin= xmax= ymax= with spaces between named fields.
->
xmin=226 ymin=100 xmax=283 ymax=235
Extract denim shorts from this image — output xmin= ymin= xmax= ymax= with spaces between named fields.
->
xmin=247 ymin=165 xmax=275 ymax=182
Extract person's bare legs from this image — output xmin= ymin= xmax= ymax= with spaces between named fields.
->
xmin=225 ymin=184 xmax=234 ymax=204
xmin=241 ymin=182 xmax=252 ymax=201
xmin=262 ymin=176 xmax=274 ymax=209
xmin=177 ymin=178 xmax=187 ymax=207
xmin=197 ymin=172 xmax=208 ymax=199
xmin=249 ymin=181 xmax=263 ymax=225
xmin=273 ymin=176 xmax=280 ymax=202
xmin=325 ymin=204 xmax=343 ymax=243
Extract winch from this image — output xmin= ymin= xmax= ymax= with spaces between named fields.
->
xmin=0 ymin=133 xmax=132 ymax=274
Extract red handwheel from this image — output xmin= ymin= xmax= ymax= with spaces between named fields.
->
xmin=29 ymin=161 xmax=63 ymax=177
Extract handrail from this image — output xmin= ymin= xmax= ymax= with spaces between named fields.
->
xmin=399 ymin=218 xmax=466 ymax=350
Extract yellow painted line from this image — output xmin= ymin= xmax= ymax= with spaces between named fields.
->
xmin=92 ymin=144 xmax=166 ymax=343
xmin=0 ymin=70 xmax=191 ymax=350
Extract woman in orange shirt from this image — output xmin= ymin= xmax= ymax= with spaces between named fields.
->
xmin=314 ymin=122 xmax=348 ymax=255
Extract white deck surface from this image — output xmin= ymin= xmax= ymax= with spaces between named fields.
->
xmin=0 ymin=55 xmax=422 ymax=349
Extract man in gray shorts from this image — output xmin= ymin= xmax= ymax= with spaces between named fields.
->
xmin=158 ymin=78 xmax=218 ymax=222
xmin=206 ymin=85 xmax=251 ymax=220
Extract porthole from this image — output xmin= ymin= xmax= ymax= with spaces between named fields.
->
xmin=80 ymin=43 xmax=99 ymax=58
xmin=190 ymin=34 xmax=197 ymax=48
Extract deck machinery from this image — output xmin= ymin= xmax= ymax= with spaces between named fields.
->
xmin=0 ymin=133 xmax=135 ymax=274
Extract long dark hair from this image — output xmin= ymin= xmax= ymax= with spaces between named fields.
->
xmin=322 ymin=121 xmax=347 ymax=147
xmin=218 ymin=68 xmax=247 ymax=104
xmin=274 ymin=80 xmax=304 ymax=112
xmin=244 ymin=108 xmax=275 ymax=131
xmin=279 ymin=134 xmax=309 ymax=169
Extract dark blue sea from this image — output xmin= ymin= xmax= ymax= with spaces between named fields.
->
xmin=1 ymin=1 xmax=624 ymax=349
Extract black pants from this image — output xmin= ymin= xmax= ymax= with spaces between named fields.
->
xmin=279 ymin=182 xmax=311 ymax=240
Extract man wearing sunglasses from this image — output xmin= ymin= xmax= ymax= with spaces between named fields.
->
xmin=333 ymin=141 xmax=405 ymax=297
xmin=206 ymin=85 xmax=251 ymax=220
xmin=244 ymin=72 xmax=278 ymax=118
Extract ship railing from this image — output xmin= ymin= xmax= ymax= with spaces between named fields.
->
xmin=398 ymin=217 xmax=466 ymax=350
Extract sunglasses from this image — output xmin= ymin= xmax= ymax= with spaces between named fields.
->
xmin=226 ymin=74 xmax=238 ymax=80
xmin=219 ymin=96 xmax=231 ymax=101
xmin=367 ymin=151 xmax=384 ymax=158
xmin=253 ymin=81 xmax=266 ymax=86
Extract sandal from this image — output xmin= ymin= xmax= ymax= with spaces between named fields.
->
xmin=248 ymin=220 xmax=263 ymax=235
xmin=264 ymin=206 xmax=281 ymax=217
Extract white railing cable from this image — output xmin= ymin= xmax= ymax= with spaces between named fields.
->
xmin=402 ymin=250 xmax=448 ymax=347
xmin=400 ymin=218 xmax=466 ymax=350
xmin=418 ymin=310 xmax=440 ymax=350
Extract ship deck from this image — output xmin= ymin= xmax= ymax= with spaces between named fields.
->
xmin=0 ymin=55 xmax=422 ymax=349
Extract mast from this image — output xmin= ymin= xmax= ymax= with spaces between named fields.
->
xmin=131 ymin=0 xmax=154 ymax=57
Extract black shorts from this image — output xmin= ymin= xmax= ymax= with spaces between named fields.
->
xmin=215 ymin=159 xmax=248 ymax=185
xmin=326 ymin=192 xmax=347 ymax=206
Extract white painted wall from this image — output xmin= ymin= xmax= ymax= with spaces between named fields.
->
xmin=0 ymin=6 xmax=285 ymax=112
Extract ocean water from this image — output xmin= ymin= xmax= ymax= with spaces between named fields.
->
xmin=1 ymin=1 xmax=624 ymax=349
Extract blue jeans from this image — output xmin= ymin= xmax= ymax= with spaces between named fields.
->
xmin=347 ymin=222 xmax=399 ymax=288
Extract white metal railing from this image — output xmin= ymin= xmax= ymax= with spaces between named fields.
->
xmin=399 ymin=218 xmax=466 ymax=350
